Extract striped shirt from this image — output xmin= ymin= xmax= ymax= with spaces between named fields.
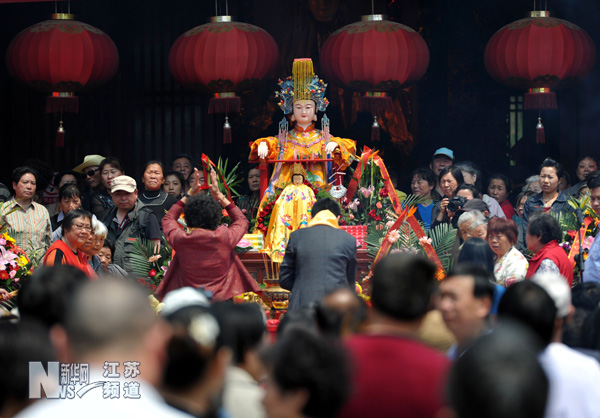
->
xmin=0 ymin=199 xmax=51 ymax=258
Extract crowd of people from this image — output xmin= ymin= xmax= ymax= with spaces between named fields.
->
xmin=0 ymin=146 xmax=600 ymax=417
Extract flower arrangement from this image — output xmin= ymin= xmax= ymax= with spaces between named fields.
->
xmin=0 ymin=232 xmax=31 ymax=293
xmin=255 ymin=191 xmax=281 ymax=234
xmin=340 ymin=160 xmax=394 ymax=226
xmin=365 ymin=205 xmax=457 ymax=278
xmin=551 ymin=195 xmax=600 ymax=283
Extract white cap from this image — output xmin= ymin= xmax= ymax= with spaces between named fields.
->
xmin=160 ymin=287 xmax=210 ymax=317
xmin=532 ymin=272 xmax=571 ymax=318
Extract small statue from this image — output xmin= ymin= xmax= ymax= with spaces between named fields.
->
xmin=264 ymin=164 xmax=316 ymax=262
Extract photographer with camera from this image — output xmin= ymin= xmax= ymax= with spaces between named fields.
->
xmin=431 ymin=167 xmax=465 ymax=229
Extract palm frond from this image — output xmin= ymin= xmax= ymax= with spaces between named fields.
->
xmin=128 ymin=239 xmax=157 ymax=278
xmin=400 ymin=193 xmax=426 ymax=209
xmin=366 ymin=225 xmax=387 ymax=259
xmin=428 ymin=223 xmax=458 ymax=272
xmin=550 ymin=211 xmax=577 ymax=240
xmin=215 ymin=157 xmax=243 ymax=197
xmin=0 ymin=299 xmax=15 ymax=313
xmin=129 ymin=237 xmax=172 ymax=279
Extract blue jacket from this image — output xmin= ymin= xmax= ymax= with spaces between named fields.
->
xmin=521 ymin=191 xmax=571 ymax=247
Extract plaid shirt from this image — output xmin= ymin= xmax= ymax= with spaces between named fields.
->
xmin=0 ymin=198 xmax=51 ymax=258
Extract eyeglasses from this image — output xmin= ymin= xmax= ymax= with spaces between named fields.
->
xmin=73 ymin=223 xmax=92 ymax=232
xmin=85 ymin=168 xmax=100 ymax=177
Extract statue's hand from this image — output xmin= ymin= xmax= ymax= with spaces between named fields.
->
xmin=325 ymin=141 xmax=339 ymax=154
xmin=258 ymin=141 xmax=268 ymax=159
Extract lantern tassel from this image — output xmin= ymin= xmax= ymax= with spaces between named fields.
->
xmin=371 ymin=116 xmax=380 ymax=142
xmin=56 ymin=120 xmax=65 ymax=148
xmin=525 ymin=91 xmax=557 ymax=110
xmin=46 ymin=94 xmax=79 ymax=114
xmin=223 ymin=116 xmax=232 ymax=144
xmin=536 ymin=117 xmax=545 ymax=144
xmin=209 ymin=95 xmax=241 ymax=114
xmin=359 ymin=94 xmax=393 ymax=113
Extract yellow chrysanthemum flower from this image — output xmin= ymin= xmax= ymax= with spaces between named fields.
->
xmin=3 ymin=233 xmax=15 ymax=244
xmin=17 ymin=255 xmax=28 ymax=267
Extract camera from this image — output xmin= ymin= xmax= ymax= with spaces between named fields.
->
xmin=447 ymin=195 xmax=468 ymax=213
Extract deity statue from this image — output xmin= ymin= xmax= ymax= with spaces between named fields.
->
xmin=249 ymin=58 xmax=356 ymax=212
xmin=264 ymin=164 xmax=316 ymax=262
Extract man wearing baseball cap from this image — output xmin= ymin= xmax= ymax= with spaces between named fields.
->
xmin=102 ymin=175 xmax=161 ymax=274
xmin=430 ymin=147 xmax=454 ymax=200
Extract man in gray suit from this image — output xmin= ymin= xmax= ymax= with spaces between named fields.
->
xmin=280 ymin=198 xmax=357 ymax=311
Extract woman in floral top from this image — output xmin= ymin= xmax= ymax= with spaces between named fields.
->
xmin=487 ymin=217 xmax=528 ymax=287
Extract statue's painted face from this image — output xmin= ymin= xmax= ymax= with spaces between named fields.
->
xmin=292 ymin=174 xmax=304 ymax=185
xmin=292 ymin=100 xmax=317 ymax=125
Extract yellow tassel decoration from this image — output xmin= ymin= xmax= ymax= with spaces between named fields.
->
xmin=293 ymin=58 xmax=314 ymax=101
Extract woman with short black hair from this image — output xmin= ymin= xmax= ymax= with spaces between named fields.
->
xmin=521 ymin=158 xmax=571 ymax=247
xmin=431 ymin=166 xmax=464 ymax=228
xmin=410 ymin=167 xmax=437 ymax=230
xmin=488 ymin=173 xmax=515 ymax=219
xmin=525 ymin=213 xmax=573 ymax=286
xmin=139 ymin=160 xmax=178 ymax=226
xmin=155 ymin=168 xmax=261 ymax=302
xmin=43 ymin=209 xmax=96 ymax=278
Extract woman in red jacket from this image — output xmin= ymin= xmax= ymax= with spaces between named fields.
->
xmin=43 ymin=209 xmax=97 ymax=279
xmin=155 ymin=168 xmax=261 ymax=302
xmin=525 ymin=213 xmax=573 ymax=286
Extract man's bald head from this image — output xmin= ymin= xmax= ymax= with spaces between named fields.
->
xmin=63 ymin=279 xmax=158 ymax=359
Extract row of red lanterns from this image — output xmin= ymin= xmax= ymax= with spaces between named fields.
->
xmin=4 ymin=9 xmax=597 ymax=146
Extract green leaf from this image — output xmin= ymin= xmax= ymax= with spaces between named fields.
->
xmin=216 ymin=157 xmax=243 ymax=198
xmin=129 ymin=236 xmax=172 ymax=279
xmin=366 ymin=225 xmax=387 ymax=260
xmin=428 ymin=223 xmax=458 ymax=272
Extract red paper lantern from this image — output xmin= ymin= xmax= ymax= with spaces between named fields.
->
xmin=320 ymin=15 xmax=430 ymax=113
xmin=169 ymin=16 xmax=278 ymax=115
xmin=6 ymin=13 xmax=119 ymax=114
xmin=484 ymin=11 xmax=596 ymax=109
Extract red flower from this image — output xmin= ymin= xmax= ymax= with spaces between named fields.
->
xmin=150 ymin=284 xmax=157 ymax=291
xmin=379 ymin=187 xmax=389 ymax=198
xmin=368 ymin=209 xmax=377 ymax=219
xmin=149 ymin=269 xmax=157 ymax=278
xmin=0 ymin=271 xmax=8 ymax=281
xmin=137 ymin=278 xmax=146 ymax=285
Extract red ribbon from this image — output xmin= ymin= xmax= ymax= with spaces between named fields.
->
xmin=568 ymin=217 xmax=593 ymax=266
xmin=366 ymin=209 xmax=447 ymax=281
xmin=406 ymin=215 xmax=445 ymax=279
xmin=367 ymin=206 xmax=415 ymax=277
xmin=346 ymin=146 xmax=372 ymax=203
xmin=200 ymin=154 xmax=232 ymax=200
